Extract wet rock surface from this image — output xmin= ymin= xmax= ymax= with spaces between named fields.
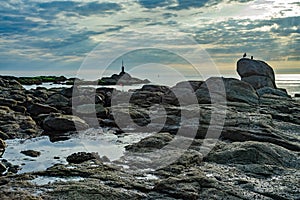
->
xmin=0 ymin=59 xmax=299 ymax=199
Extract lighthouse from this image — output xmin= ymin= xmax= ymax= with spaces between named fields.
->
xmin=121 ymin=60 xmax=125 ymax=74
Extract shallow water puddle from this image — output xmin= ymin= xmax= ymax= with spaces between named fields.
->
xmin=1 ymin=128 xmax=151 ymax=174
xmin=30 ymin=176 xmax=84 ymax=186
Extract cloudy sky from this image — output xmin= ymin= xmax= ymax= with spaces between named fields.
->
xmin=0 ymin=0 xmax=299 ymax=78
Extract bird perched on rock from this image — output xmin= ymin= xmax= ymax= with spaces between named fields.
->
xmin=251 ymin=56 xmax=253 ymax=60
xmin=0 ymin=139 xmax=6 ymax=157
xmin=243 ymin=53 xmax=247 ymax=58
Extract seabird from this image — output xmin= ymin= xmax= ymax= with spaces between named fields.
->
xmin=243 ymin=53 xmax=247 ymax=58
xmin=251 ymin=56 xmax=253 ymax=60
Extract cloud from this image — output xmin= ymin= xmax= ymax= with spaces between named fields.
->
xmin=0 ymin=0 xmax=299 ymax=74
xmin=36 ymin=1 xmax=122 ymax=17
xmin=191 ymin=16 xmax=300 ymax=63
xmin=0 ymin=15 xmax=40 ymax=35
xmin=138 ymin=0 xmax=173 ymax=9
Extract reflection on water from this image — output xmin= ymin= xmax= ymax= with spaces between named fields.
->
xmin=1 ymin=128 xmax=151 ymax=174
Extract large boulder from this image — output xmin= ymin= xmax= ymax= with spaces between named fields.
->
xmin=73 ymin=104 xmax=108 ymax=118
xmin=43 ymin=113 xmax=89 ymax=132
xmin=140 ymin=85 xmax=170 ymax=93
xmin=237 ymin=58 xmax=275 ymax=81
xmin=46 ymin=94 xmax=69 ymax=107
xmin=196 ymin=77 xmax=259 ymax=105
xmin=162 ymin=81 xmax=204 ymax=106
xmin=257 ymin=87 xmax=290 ymax=98
xmin=205 ymin=141 xmax=299 ymax=168
xmin=60 ymin=87 xmax=78 ymax=98
xmin=0 ymin=106 xmax=40 ymax=139
xmin=172 ymin=81 xmax=204 ymax=91
xmin=237 ymin=58 xmax=276 ymax=89
xmin=0 ymin=97 xmax=17 ymax=107
xmin=28 ymin=103 xmax=59 ymax=116
xmin=241 ymin=75 xmax=275 ymax=89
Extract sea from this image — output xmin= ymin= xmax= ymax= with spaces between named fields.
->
xmin=23 ymin=74 xmax=300 ymax=97
xmin=276 ymin=74 xmax=300 ymax=97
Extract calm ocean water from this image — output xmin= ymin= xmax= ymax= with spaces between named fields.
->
xmin=23 ymin=74 xmax=300 ymax=97
xmin=276 ymin=74 xmax=300 ymax=97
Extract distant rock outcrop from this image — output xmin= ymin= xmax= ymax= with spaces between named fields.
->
xmin=237 ymin=58 xmax=276 ymax=89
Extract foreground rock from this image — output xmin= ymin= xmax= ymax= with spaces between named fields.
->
xmin=0 ymin=106 xmax=40 ymax=139
xmin=43 ymin=113 xmax=89 ymax=132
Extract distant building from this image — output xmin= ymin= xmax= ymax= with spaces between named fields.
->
xmin=119 ymin=60 xmax=131 ymax=79
xmin=121 ymin=60 xmax=125 ymax=74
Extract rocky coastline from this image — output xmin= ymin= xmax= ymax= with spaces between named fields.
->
xmin=0 ymin=58 xmax=299 ymax=199
xmin=0 ymin=69 xmax=150 ymax=87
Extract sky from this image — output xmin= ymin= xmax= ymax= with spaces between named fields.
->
xmin=0 ymin=0 xmax=299 ymax=79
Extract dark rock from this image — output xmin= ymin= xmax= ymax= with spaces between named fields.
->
xmin=0 ymin=106 xmax=40 ymax=139
xmin=98 ymin=71 xmax=150 ymax=86
xmin=9 ymin=94 xmax=27 ymax=103
xmin=66 ymin=152 xmax=100 ymax=164
xmin=0 ymin=78 xmax=24 ymax=90
xmin=242 ymin=75 xmax=275 ymax=89
xmin=237 ymin=58 xmax=276 ymax=89
xmin=172 ymin=80 xmax=204 ymax=91
xmin=163 ymin=88 xmax=196 ymax=106
xmin=74 ymin=104 xmax=108 ymax=119
xmin=237 ymin=58 xmax=275 ymax=81
xmin=196 ymin=77 xmax=259 ymax=105
xmin=11 ymin=105 xmax=27 ymax=113
xmin=0 ymin=162 xmax=7 ymax=174
xmin=295 ymin=94 xmax=300 ymax=98
xmin=153 ymin=170 xmax=215 ymax=199
xmin=140 ymin=84 xmax=170 ymax=93
xmin=46 ymin=94 xmax=69 ymax=107
xmin=0 ymin=98 xmax=17 ymax=107
xmin=60 ymin=87 xmax=78 ymax=98
xmin=20 ymin=150 xmax=41 ymax=157
xmin=0 ymin=131 xmax=9 ymax=140
xmin=220 ymin=126 xmax=300 ymax=151
xmin=1 ymin=159 xmax=20 ymax=174
xmin=126 ymin=133 xmax=173 ymax=152
xmin=0 ymin=138 xmax=6 ymax=157
xmin=101 ymin=155 xmax=110 ymax=162
xmin=257 ymin=87 xmax=290 ymax=98
xmin=205 ymin=141 xmax=299 ymax=168
xmin=28 ymin=103 xmax=59 ymax=116
xmin=69 ymin=95 xmax=94 ymax=106
xmin=43 ymin=113 xmax=89 ymax=132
